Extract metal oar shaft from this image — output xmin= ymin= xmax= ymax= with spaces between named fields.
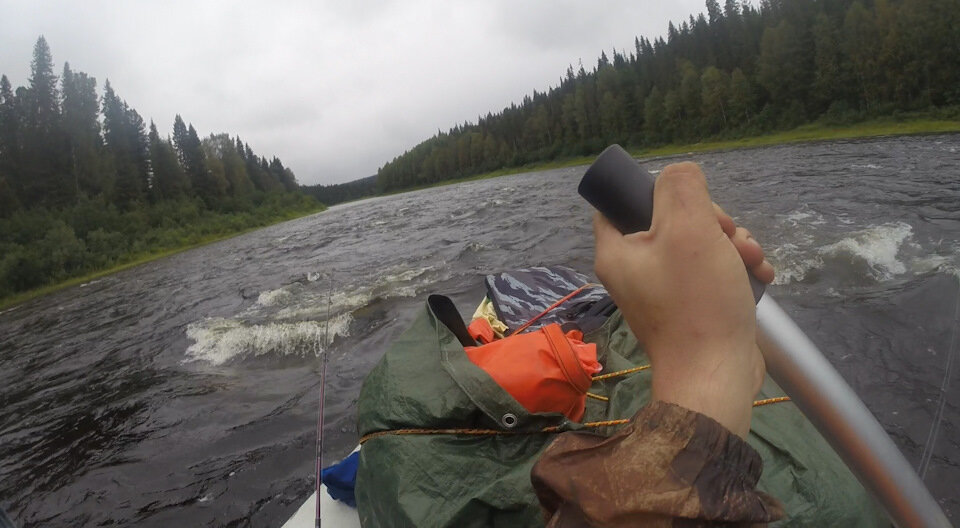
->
xmin=757 ymin=296 xmax=951 ymax=528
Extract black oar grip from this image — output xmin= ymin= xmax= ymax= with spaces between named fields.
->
xmin=578 ymin=144 xmax=766 ymax=303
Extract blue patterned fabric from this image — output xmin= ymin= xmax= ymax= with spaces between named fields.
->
xmin=484 ymin=266 xmax=613 ymax=333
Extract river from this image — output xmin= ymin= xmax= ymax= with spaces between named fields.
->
xmin=1 ymin=135 xmax=958 ymax=526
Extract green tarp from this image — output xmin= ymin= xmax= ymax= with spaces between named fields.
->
xmin=356 ymin=297 xmax=888 ymax=527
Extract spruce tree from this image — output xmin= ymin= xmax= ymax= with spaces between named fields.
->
xmin=28 ymin=36 xmax=59 ymax=133
xmin=21 ymin=36 xmax=70 ymax=207
xmin=61 ymin=62 xmax=103 ymax=197
xmin=148 ymin=121 xmax=189 ymax=200
xmin=0 ymin=75 xmax=18 ymax=203
xmin=172 ymin=114 xmax=189 ymax=167
xmin=185 ymin=124 xmax=226 ymax=204
xmin=0 ymin=75 xmax=19 ymax=215
xmin=102 ymin=80 xmax=148 ymax=206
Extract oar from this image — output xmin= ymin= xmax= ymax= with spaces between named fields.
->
xmin=579 ymin=144 xmax=951 ymax=528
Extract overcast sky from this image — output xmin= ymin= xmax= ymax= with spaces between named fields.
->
xmin=0 ymin=0 xmax=706 ymax=185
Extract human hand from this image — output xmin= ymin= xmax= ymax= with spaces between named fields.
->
xmin=593 ymin=162 xmax=774 ymax=437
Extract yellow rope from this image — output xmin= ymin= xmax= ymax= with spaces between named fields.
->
xmin=361 ymin=358 xmax=793 ymax=443
xmin=360 ymin=397 xmax=790 ymax=443
xmin=752 ymin=396 xmax=791 ymax=407
xmin=591 ymin=364 xmax=651 ymax=381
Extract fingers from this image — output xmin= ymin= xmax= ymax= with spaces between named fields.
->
xmin=751 ymin=259 xmax=776 ymax=285
xmin=730 ymin=226 xmax=776 ymax=285
xmin=600 ymin=160 xmax=777 ymax=285
xmin=651 ymin=162 xmax=717 ymax=237
xmin=730 ymin=227 xmax=764 ymax=268
xmin=713 ymin=203 xmax=736 ymax=237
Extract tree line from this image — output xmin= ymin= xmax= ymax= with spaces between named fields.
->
xmin=301 ymin=175 xmax=378 ymax=206
xmin=0 ymin=37 xmax=300 ymax=213
xmin=0 ymin=37 xmax=318 ymax=300
xmin=376 ymin=0 xmax=960 ymax=193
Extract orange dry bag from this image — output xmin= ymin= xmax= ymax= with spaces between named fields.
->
xmin=464 ymin=323 xmax=601 ymax=422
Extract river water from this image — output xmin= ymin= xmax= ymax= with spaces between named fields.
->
xmin=1 ymin=135 xmax=959 ymax=526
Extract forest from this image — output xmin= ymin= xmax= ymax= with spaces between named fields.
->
xmin=374 ymin=0 xmax=960 ymax=193
xmin=0 ymin=37 xmax=320 ymax=301
xmin=302 ymin=176 xmax=378 ymax=207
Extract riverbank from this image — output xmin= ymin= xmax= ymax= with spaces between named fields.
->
xmin=6 ymin=118 xmax=957 ymax=312
xmin=381 ymin=117 xmax=960 ymax=196
xmin=0 ymin=203 xmax=327 ymax=312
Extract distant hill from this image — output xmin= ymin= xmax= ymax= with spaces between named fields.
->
xmin=301 ymin=175 xmax=378 ymax=206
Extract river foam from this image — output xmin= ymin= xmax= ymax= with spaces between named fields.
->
xmin=771 ymin=221 xmax=959 ymax=286
xmin=184 ymin=264 xmax=440 ymax=365
xmin=184 ymin=314 xmax=352 ymax=366
xmin=820 ymin=222 xmax=914 ymax=279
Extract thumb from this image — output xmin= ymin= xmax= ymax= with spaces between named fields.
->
xmin=650 ymin=162 xmax=719 ymax=240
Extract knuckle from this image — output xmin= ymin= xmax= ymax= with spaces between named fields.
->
xmin=660 ymin=162 xmax=707 ymax=188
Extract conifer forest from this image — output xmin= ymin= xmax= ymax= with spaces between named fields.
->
xmin=372 ymin=0 xmax=960 ymax=193
xmin=0 ymin=38 xmax=318 ymax=300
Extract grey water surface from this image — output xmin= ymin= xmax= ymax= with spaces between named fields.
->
xmin=2 ymin=134 xmax=959 ymax=526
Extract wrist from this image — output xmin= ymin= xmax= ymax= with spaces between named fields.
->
xmin=649 ymin=348 xmax=762 ymax=438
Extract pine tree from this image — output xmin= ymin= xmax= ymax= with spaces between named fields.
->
xmin=270 ymin=157 xmax=297 ymax=192
xmin=148 ymin=121 xmax=189 ymax=200
xmin=61 ymin=62 xmax=103 ymax=197
xmin=20 ymin=36 xmax=70 ymax=207
xmin=102 ymin=80 xmax=148 ymax=206
xmin=185 ymin=124 xmax=226 ymax=204
xmin=27 ymin=36 xmax=59 ymax=133
xmin=0 ymin=75 xmax=18 ymax=215
xmin=172 ymin=114 xmax=189 ymax=167
xmin=0 ymin=75 xmax=18 ymax=204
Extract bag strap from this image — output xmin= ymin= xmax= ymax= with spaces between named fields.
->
xmin=428 ymin=294 xmax=477 ymax=347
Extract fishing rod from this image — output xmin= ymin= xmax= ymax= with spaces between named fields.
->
xmin=315 ymin=272 xmax=334 ymax=528
xmin=579 ymin=144 xmax=952 ymax=528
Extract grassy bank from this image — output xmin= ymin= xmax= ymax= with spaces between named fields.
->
xmin=395 ymin=117 xmax=960 ymax=193
xmin=0 ymin=200 xmax=326 ymax=311
xmin=633 ymin=118 xmax=960 ymax=159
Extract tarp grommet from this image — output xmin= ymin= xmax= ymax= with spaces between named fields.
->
xmin=501 ymin=413 xmax=518 ymax=428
